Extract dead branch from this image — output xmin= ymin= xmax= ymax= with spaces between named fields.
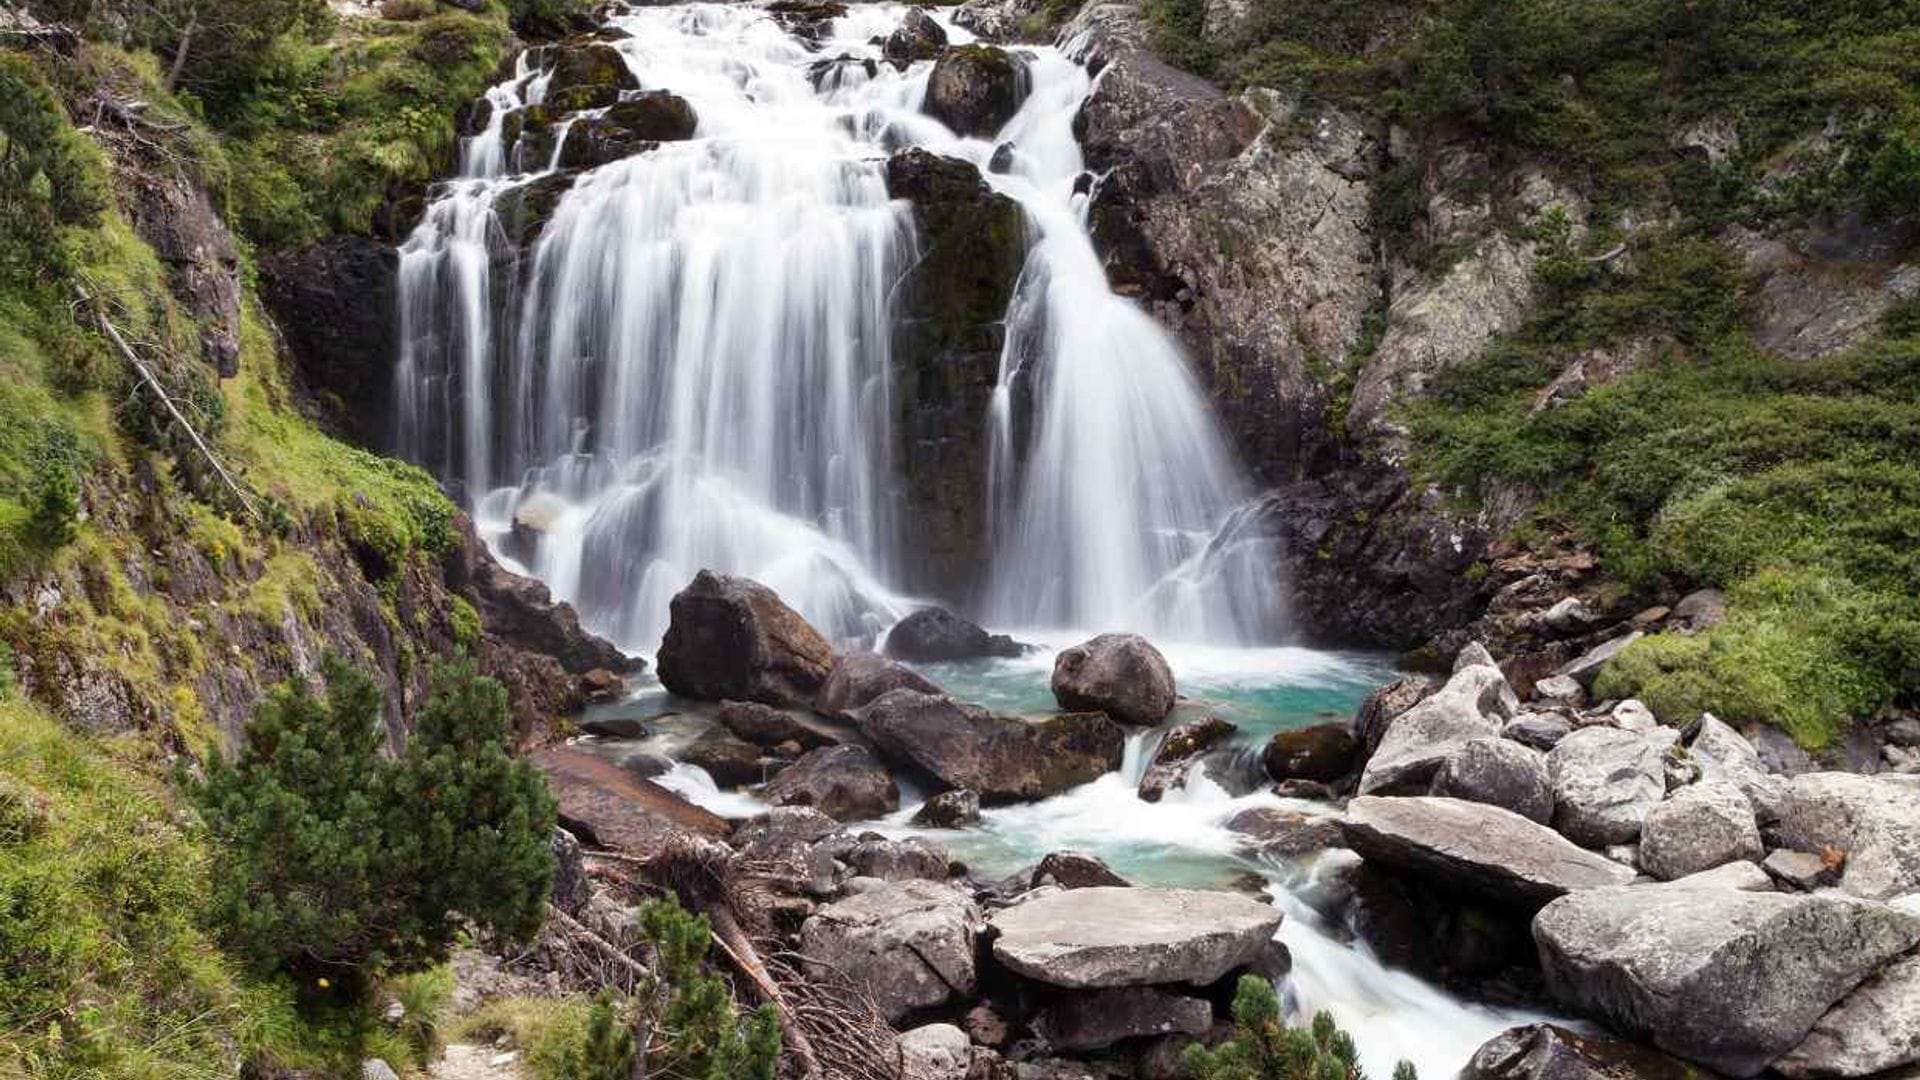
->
xmin=546 ymin=902 xmax=652 ymax=987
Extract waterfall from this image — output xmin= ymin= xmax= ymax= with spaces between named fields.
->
xmin=392 ymin=2 xmax=1284 ymax=652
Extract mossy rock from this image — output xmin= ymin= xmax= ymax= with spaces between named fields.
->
xmin=924 ymin=44 xmax=1028 ymax=137
xmin=545 ymin=83 xmax=623 ymax=113
xmin=493 ymin=171 xmax=579 ymax=248
xmin=545 ymin=42 xmax=638 ymax=96
xmin=555 ymin=91 xmax=696 ymax=169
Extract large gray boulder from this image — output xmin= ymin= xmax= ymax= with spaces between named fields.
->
xmin=853 ymin=689 xmax=1124 ymax=804
xmin=760 ymin=745 xmax=899 ymax=822
xmin=1050 ymin=633 xmax=1176 ymax=726
xmin=1777 ymin=772 xmax=1920 ymax=900
xmin=1033 ymin=986 xmax=1213 ymax=1053
xmin=814 ymin=652 xmax=943 ymax=720
xmin=1638 ymin=779 xmax=1762 ymax=881
xmin=988 ymin=886 xmax=1283 ymax=989
xmin=1546 ymin=726 xmax=1668 ymax=847
xmin=899 ymin=1023 xmax=972 ymax=1080
xmin=1553 ymin=631 xmax=1643 ymax=687
xmin=800 ymin=879 xmax=984 ymax=1023
xmin=1689 ymin=712 xmax=1785 ymax=821
xmin=1430 ymin=736 xmax=1554 ymax=822
xmin=656 ymin=571 xmax=835 ymax=707
xmin=1358 ymin=656 xmax=1516 ymax=795
xmin=1775 ymin=951 xmax=1920 ymax=1078
xmin=1532 ymin=883 xmax=1920 ymax=1076
xmin=1342 ymin=796 xmax=1634 ymax=909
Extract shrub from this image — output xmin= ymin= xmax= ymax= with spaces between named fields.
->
xmin=0 ymin=53 xmax=109 ymax=283
xmin=1186 ymin=975 xmax=1414 ymax=1080
xmin=633 ymin=897 xmax=781 ymax=1080
xmin=189 ymin=655 xmax=555 ymax=987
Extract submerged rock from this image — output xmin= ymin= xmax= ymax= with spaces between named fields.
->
xmin=1342 ymin=796 xmax=1634 ymax=908
xmin=760 ymin=745 xmax=899 ymax=822
xmin=655 ymin=571 xmax=835 ymax=707
xmin=853 ymin=689 xmax=1124 ymax=804
xmin=884 ymin=607 xmax=1022 ymax=662
xmin=924 ymin=44 xmax=1028 ymax=137
xmin=1533 ymin=883 xmax=1920 ymax=1076
xmin=800 ymin=879 xmax=983 ymax=1023
xmin=987 ymin=886 xmax=1283 ymax=989
xmin=1050 ymin=633 xmax=1176 ymax=726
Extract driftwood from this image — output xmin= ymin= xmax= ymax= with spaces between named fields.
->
xmin=78 ymin=285 xmax=258 ymax=519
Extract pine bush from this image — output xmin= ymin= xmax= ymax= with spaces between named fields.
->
xmin=1186 ymin=975 xmax=1415 ymax=1080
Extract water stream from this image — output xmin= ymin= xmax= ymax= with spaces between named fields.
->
xmin=392 ymin=4 xmax=1543 ymax=1073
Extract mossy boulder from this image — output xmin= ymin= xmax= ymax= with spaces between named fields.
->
xmin=552 ymin=90 xmax=696 ymax=169
xmin=924 ymin=44 xmax=1028 ymax=136
xmin=883 ymin=149 xmax=1027 ymax=596
xmin=544 ymin=82 xmax=623 ymax=113
xmin=545 ymin=41 xmax=637 ymax=98
xmin=884 ymin=7 xmax=949 ymax=62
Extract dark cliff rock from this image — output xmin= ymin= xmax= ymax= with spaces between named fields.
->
xmin=258 ymin=236 xmax=399 ymax=451
xmin=442 ymin=513 xmax=634 ymax=678
xmin=924 ymin=44 xmax=1029 ymax=137
xmin=884 ymin=149 xmax=1027 ymax=599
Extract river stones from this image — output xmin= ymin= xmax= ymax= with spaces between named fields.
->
xmin=884 ymin=6 xmax=948 ymax=62
xmin=1224 ymin=806 xmax=1344 ymax=856
xmin=1031 ymin=850 xmax=1130 ymax=890
xmin=1262 ymin=722 xmax=1356 ymax=784
xmin=1139 ymin=715 xmax=1236 ymax=802
xmin=852 ymin=689 xmax=1124 ymax=804
xmin=715 ymin=699 xmax=838 ymax=750
xmin=1465 ymin=1023 xmax=1705 ymax=1080
xmin=1532 ymin=883 xmax=1920 ymax=1077
xmin=681 ymin=728 xmax=767 ymax=788
xmin=924 ymin=44 xmax=1028 ymax=137
xmin=760 ymin=745 xmax=899 ymax=822
xmin=1638 ymin=779 xmax=1762 ymax=881
xmin=1776 ymin=771 xmax=1920 ymax=900
xmin=1429 ymin=736 xmax=1554 ymax=822
xmin=1342 ymin=796 xmax=1634 ymax=908
xmin=912 ymin=789 xmax=981 ymax=828
xmin=655 ymin=571 xmax=835 ymax=707
xmin=1545 ymin=726 xmax=1668 ymax=847
xmin=1775 ymin=951 xmax=1920 ymax=1078
xmin=815 ymin=652 xmax=943 ymax=719
xmin=801 ymin=879 xmax=984 ymax=1023
xmin=986 ymin=886 xmax=1283 ymax=989
xmin=1357 ymin=653 xmax=1515 ymax=795
xmin=1050 ymin=633 xmax=1175 ymax=726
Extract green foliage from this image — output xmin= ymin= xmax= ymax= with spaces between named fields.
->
xmin=634 ymin=897 xmax=782 ymax=1080
xmin=1186 ymin=976 xmax=1412 ymax=1080
xmin=188 ymin=655 xmax=555 ymax=985
xmin=0 ymin=52 xmax=109 ymax=284
xmin=551 ymin=992 xmax=636 ymax=1080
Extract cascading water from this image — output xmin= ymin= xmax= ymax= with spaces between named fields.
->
xmin=393 ymin=1 xmax=1281 ymax=652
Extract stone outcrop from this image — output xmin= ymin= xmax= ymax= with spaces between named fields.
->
xmin=1776 ymin=772 xmax=1920 ymax=900
xmin=258 ymin=236 xmax=397 ymax=450
xmin=1546 ymin=726 xmax=1669 ymax=847
xmin=1637 ymin=779 xmax=1762 ymax=881
xmin=852 ymin=690 xmax=1124 ymax=804
xmin=800 ymin=879 xmax=984 ymax=1023
xmin=1358 ymin=649 xmax=1516 ymax=794
xmin=987 ymin=886 xmax=1283 ymax=989
xmin=884 ymin=607 xmax=1022 ymax=662
xmin=655 ymin=571 xmax=835 ymax=706
xmin=1342 ymin=796 xmax=1634 ymax=908
xmin=1050 ymin=633 xmax=1176 ymax=726
xmin=760 ymin=745 xmax=899 ymax=822
xmin=1532 ymin=883 xmax=1920 ymax=1076
xmin=532 ymin=747 xmax=732 ymax=854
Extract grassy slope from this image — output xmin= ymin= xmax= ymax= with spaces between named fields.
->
xmin=1144 ymin=0 xmax=1920 ymax=747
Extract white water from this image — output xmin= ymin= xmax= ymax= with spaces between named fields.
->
xmin=393 ymin=2 xmax=1281 ymax=652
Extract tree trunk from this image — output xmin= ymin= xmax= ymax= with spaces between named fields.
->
xmin=165 ymin=8 xmax=197 ymax=92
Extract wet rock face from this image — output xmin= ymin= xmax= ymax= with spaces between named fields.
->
xmin=851 ymin=689 xmax=1125 ymax=804
xmin=1262 ymin=723 xmax=1356 ymax=785
xmin=258 ymin=236 xmax=398 ymax=451
xmin=760 ymin=744 xmax=899 ymax=822
xmin=884 ymin=6 xmax=948 ymax=61
xmin=1533 ymin=883 xmax=1920 ymax=1077
xmin=924 ymin=44 xmax=1029 ymax=137
xmin=545 ymin=41 xmax=639 ymax=98
xmin=883 ymin=150 xmax=1027 ymax=598
xmin=884 ymin=606 xmax=1023 ymax=662
xmin=554 ymin=91 xmax=697 ymax=168
xmin=124 ymin=165 xmax=244 ymax=375
xmin=1050 ymin=633 xmax=1176 ymax=726
xmin=654 ymin=570 xmax=836 ymax=707
xmin=1139 ymin=715 xmax=1236 ymax=802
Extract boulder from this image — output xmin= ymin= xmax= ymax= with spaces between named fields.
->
xmin=655 ymin=571 xmax=835 ymax=707
xmin=1638 ymin=779 xmax=1762 ymax=881
xmin=682 ymin=728 xmax=768 ymax=788
xmin=987 ymin=886 xmax=1283 ymax=989
xmin=1688 ymin=713 xmax=1784 ymax=820
xmin=553 ymin=92 xmax=696 ymax=169
xmin=1775 ymin=951 xmax=1920 ymax=1079
xmin=924 ymin=44 xmax=1028 ymax=137
xmin=1667 ymin=859 xmax=1773 ymax=892
xmin=1761 ymin=848 xmax=1840 ymax=891
xmin=761 ymin=745 xmax=899 ymax=822
xmin=852 ymin=690 xmax=1124 ymax=804
xmin=1530 ymin=674 xmax=1586 ymax=708
xmin=1532 ymin=883 xmax=1920 ymax=1076
xmin=1546 ymin=726 xmax=1667 ymax=847
xmin=1225 ymin=806 xmax=1344 ymax=856
xmin=1465 ymin=1023 xmax=1706 ymax=1080
xmin=1262 ymin=723 xmax=1356 ymax=785
xmin=545 ymin=42 xmax=638 ymax=98
xmin=732 ymin=806 xmax=843 ymax=897
xmin=816 ymin=652 xmax=944 ymax=719
xmin=884 ymin=6 xmax=948 ymax=62
xmin=839 ymin=835 xmax=952 ymax=883
xmin=1671 ymin=588 xmax=1727 ymax=632
xmin=1342 ymin=796 xmax=1634 ymax=908
xmin=899 ymin=1023 xmax=972 ymax=1080
xmin=1357 ymin=659 xmax=1515 ymax=795
xmin=716 ymin=699 xmax=838 ymax=750
xmin=1353 ymin=675 xmax=1440 ymax=757
xmin=1430 ymin=737 xmax=1554 ymax=823
xmin=1776 ymin=772 xmax=1920 ymax=900
xmin=1502 ymin=712 xmax=1572 ymax=751
xmin=885 ymin=607 xmax=1023 ymax=662
xmin=1139 ymin=715 xmax=1236 ymax=802
xmin=1050 ymin=633 xmax=1176 ymax=726
xmin=1032 ymin=851 xmax=1130 ymax=890
xmin=1541 ymin=597 xmax=1599 ymax=635
xmin=800 ymin=879 xmax=984 ymax=1023
xmin=532 ymin=747 xmax=731 ymax=855
xmin=913 ymin=789 xmax=982 ymax=828
xmin=1033 ymin=987 xmax=1213 ymax=1053
xmin=1554 ymin=631 xmax=1643 ymax=687
xmin=581 ymin=714 xmax=649 ymax=739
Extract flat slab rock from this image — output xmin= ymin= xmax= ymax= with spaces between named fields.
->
xmin=532 ymin=747 xmax=731 ymax=854
xmin=1343 ymin=795 xmax=1635 ymax=908
xmin=987 ymin=886 xmax=1282 ymax=989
